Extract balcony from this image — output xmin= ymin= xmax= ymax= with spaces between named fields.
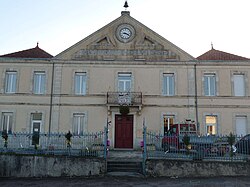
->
xmin=107 ymin=92 xmax=142 ymax=106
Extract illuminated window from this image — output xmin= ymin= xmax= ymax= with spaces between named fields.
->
xmin=163 ymin=115 xmax=175 ymax=135
xmin=205 ymin=115 xmax=217 ymax=135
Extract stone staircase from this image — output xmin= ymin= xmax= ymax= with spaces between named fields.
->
xmin=107 ymin=161 xmax=143 ymax=173
xmin=107 ymin=150 xmax=144 ymax=175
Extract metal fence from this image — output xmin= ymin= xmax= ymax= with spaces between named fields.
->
xmin=143 ymin=127 xmax=250 ymax=162
xmin=0 ymin=127 xmax=108 ymax=158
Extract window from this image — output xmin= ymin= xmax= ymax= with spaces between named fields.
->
xmin=163 ymin=115 xmax=175 ymax=135
xmin=235 ymin=116 xmax=247 ymax=136
xmin=205 ymin=115 xmax=217 ymax=135
xmin=118 ymin=73 xmax=132 ymax=92
xmin=5 ymin=71 xmax=17 ymax=93
xmin=74 ymin=72 xmax=87 ymax=95
xmin=73 ymin=113 xmax=85 ymax=135
xmin=163 ymin=73 xmax=175 ymax=96
xmin=204 ymin=74 xmax=216 ymax=96
xmin=33 ymin=71 xmax=46 ymax=94
xmin=233 ymin=74 xmax=245 ymax=96
xmin=1 ymin=112 xmax=13 ymax=134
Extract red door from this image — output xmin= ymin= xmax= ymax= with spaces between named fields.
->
xmin=115 ymin=114 xmax=133 ymax=149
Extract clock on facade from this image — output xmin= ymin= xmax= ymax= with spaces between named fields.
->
xmin=116 ymin=24 xmax=135 ymax=43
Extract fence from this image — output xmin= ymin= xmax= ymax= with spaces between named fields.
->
xmin=0 ymin=127 xmax=108 ymax=158
xmin=143 ymin=127 xmax=249 ymax=162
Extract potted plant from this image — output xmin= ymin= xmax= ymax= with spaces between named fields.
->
xmin=182 ymin=134 xmax=191 ymax=155
xmin=2 ymin=130 xmax=8 ymax=148
xmin=65 ymin=131 xmax=72 ymax=148
xmin=119 ymin=105 xmax=130 ymax=115
xmin=227 ymin=132 xmax=236 ymax=157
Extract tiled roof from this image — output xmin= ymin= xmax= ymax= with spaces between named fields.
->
xmin=197 ymin=48 xmax=249 ymax=61
xmin=0 ymin=44 xmax=53 ymax=58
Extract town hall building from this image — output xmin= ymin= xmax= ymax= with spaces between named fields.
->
xmin=0 ymin=9 xmax=249 ymax=149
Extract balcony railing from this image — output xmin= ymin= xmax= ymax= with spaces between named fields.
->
xmin=107 ymin=92 xmax=142 ymax=105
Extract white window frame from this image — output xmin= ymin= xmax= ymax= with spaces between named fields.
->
xmin=163 ymin=114 xmax=175 ymax=135
xmin=118 ymin=73 xmax=132 ymax=92
xmin=203 ymin=73 xmax=217 ymax=96
xmin=5 ymin=71 xmax=17 ymax=93
xmin=33 ymin=71 xmax=46 ymax=94
xmin=233 ymin=74 xmax=245 ymax=96
xmin=72 ymin=113 xmax=86 ymax=135
xmin=162 ymin=73 xmax=175 ymax=96
xmin=235 ymin=115 xmax=247 ymax=136
xmin=1 ymin=112 xmax=13 ymax=134
xmin=205 ymin=115 xmax=218 ymax=135
xmin=74 ymin=72 xmax=87 ymax=95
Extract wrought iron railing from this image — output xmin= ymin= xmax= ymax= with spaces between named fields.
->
xmin=0 ymin=128 xmax=109 ymax=158
xmin=143 ymin=128 xmax=249 ymax=162
xmin=107 ymin=92 xmax=142 ymax=105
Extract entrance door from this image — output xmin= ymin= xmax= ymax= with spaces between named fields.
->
xmin=32 ymin=121 xmax=41 ymax=145
xmin=115 ymin=114 xmax=133 ymax=148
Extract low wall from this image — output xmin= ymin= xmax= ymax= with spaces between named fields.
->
xmin=0 ymin=155 xmax=105 ymax=177
xmin=146 ymin=159 xmax=250 ymax=177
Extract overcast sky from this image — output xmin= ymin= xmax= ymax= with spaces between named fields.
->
xmin=0 ymin=0 xmax=249 ymax=58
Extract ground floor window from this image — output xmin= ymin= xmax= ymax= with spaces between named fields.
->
xmin=73 ymin=113 xmax=85 ymax=135
xmin=163 ymin=115 xmax=175 ymax=135
xmin=1 ymin=112 xmax=13 ymax=134
xmin=235 ymin=116 xmax=247 ymax=136
xmin=205 ymin=115 xmax=217 ymax=135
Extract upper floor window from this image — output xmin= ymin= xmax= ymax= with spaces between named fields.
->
xmin=233 ymin=74 xmax=245 ymax=96
xmin=1 ymin=112 xmax=13 ymax=134
xmin=163 ymin=73 xmax=175 ymax=96
xmin=74 ymin=72 xmax=87 ymax=95
xmin=33 ymin=71 xmax=46 ymax=94
xmin=72 ymin=113 xmax=85 ymax=135
xmin=118 ymin=73 xmax=132 ymax=92
xmin=204 ymin=73 xmax=216 ymax=96
xmin=5 ymin=71 xmax=17 ymax=93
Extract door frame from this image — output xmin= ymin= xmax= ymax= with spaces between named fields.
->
xmin=111 ymin=112 xmax=136 ymax=149
xmin=31 ymin=120 xmax=42 ymax=146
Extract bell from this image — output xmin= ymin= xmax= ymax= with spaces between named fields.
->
xmin=124 ymin=1 xmax=129 ymax=9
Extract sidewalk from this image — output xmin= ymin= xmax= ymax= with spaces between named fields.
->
xmin=1 ymin=176 xmax=250 ymax=187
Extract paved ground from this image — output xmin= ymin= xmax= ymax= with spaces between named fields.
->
xmin=1 ymin=176 xmax=250 ymax=187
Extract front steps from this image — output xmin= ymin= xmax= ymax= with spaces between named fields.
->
xmin=107 ymin=161 xmax=143 ymax=173
xmin=107 ymin=150 xmax=144 ymax=175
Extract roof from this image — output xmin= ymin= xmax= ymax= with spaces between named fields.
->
xmin=0 ymin=44 xmax=53 ymax=58
xmin=197 ymin=48 xmax=249 ymax=61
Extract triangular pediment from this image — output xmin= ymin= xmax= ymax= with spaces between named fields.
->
xmin=56 ymin=11 xmax=196 ymax=61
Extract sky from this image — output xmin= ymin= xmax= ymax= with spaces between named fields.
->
xmin=0 ymin=0 xmax=249 ymax=58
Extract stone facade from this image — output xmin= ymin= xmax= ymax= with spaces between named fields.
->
xmin=0 ymin=11 xmax=250 ymax=149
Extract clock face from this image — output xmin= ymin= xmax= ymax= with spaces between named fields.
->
xmin=120 ymin=28 xmax=131 ymax=39
xmin=116 ymin=24 xmax=135 ymax=43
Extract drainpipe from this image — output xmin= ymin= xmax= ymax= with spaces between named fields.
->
xmin=194 ymin=63 xmax=199 ymax=134
xmin=48 ymin=62 xmax=55 ymax=137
